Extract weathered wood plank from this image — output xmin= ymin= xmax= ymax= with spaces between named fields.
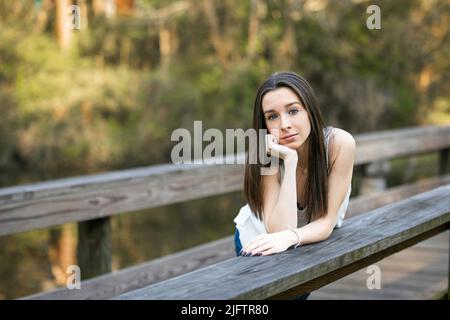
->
xmin=0 ymin=160 xmax=244 ymax=236
xmin=355 ymin=126 xmax=450 ymax=164
xmin=114 ymin=185 xmax=450 ymax=300
xmin=309 ymin=231 xmax=449 ymax=300
xmin=271 ymin=225 xmax=447 ymax=299
xmin=346 ymin=174 xmax=450 ymax=218
xmin=22 ymin=236 xmax=235 ymax=300
xmin=23 ymin=176 xmax=450 ymax=300
xmin=1 ymin=126 xmax=449 ymax=236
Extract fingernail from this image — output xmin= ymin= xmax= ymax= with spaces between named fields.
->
xmin=239 ymin=249 xmax=244 ymax=255
xmin=255 ymin=253 xmax=262 ymax=256
xmin=241 ymin=251 xmax=247 ymax=256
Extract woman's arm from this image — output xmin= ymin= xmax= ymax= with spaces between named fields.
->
xmin=260 ymin=134 xmax=300 ymax=233
xmin=262 ymin=158 xmax=299 ymax=233
xmin=293 ymin=129 xmax=356 ymax=245
xmin=242 ymin=130 xmax=356 ymax=256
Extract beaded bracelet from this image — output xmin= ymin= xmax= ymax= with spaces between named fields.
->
xmin=286 ymin=225 xmax=302 ymax=248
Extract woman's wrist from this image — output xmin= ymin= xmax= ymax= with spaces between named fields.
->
xmin=284 ymin=156 xmax=298 ymax=168
xmin=284 ymin=228 xmax=299 ymax=247
xmin=285 ymin=226 xmax=302 ymax=248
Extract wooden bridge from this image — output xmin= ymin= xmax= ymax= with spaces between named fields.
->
xmin=0 ymin=126 xmax=449 ymax=299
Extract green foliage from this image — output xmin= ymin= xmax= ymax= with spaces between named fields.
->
xmin=1 ymin=0 xmax=448 ymax=184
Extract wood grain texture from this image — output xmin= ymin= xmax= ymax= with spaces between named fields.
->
xmin=0 ymin=161 xmax=244 ymax=236
xmin=1 ymin=126 xmax=450 ymax=236
xmin=354 ymin=126 xmax=450 ymax=164
xmin=22 ymin=236 xmax=235 ymax=300
xmin=346 ymin=175 xmax=450 ymax=218
xmin=309 ymin=231 xmax=449 ymax=300
xmin=113 ymin=185 xmax=450 ymax=300
xmin=270 ymin=225 xmax=447 ymax=299
xmin=23 ymin=176 xmax=450 ymax=300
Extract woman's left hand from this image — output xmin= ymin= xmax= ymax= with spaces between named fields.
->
xmin=241 ymin=230 xmax=295 ymax=256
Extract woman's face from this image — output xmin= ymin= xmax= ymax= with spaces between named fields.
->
xmin=261 ymin=87 xmax=311 ymax=149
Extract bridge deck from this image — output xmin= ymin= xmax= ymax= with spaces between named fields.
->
xmin=310 ymin=230 xmax=449 ymax=300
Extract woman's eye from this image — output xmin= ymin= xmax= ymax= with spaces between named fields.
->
xmin=267 ymin=109 xmax=298 ymax=120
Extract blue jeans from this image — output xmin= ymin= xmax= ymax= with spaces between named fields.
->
xmin=234 ymin=227 xmax=243 ymax=256
xmin=234 ymin=228 xmax=310 ymax=300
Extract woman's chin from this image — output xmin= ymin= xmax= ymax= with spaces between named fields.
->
xmin=282 ymin=141 xmax=302 ymax=150
xmin=283 ymin=143 xmax=299 ymax=150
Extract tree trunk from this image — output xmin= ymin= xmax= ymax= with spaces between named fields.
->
xmin=278 ymin=0 xmax=299 ymax=69
xmin=247 ymin=0 xmax=265 ymax=59
xmin=55 ymin=0 xmax=72 ymax=49
xmin=48 ymin=224 xmax=77 ymax=286
xmin=159 ymin=23 xmax=176 ymax=69
xmin=202 ymin=0 xmax=231 ymax=66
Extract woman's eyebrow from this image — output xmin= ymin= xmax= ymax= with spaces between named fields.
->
xmin=263 ymin=101 xmax=301 ymax=114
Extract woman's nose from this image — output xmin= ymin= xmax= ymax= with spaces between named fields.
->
xmin=280 ymin=115 xmax=291 ymax=130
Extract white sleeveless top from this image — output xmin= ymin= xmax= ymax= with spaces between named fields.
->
xmin=233 ymin=127 xmax=351 ymax=248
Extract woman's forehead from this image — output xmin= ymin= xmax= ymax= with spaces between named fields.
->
xmin=262 ymin=87 xmax=301 ymax=110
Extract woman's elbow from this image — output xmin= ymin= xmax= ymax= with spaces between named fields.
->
xmin=321 ymin=221 xmax=335 ymax=240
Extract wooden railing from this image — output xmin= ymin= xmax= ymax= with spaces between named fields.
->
xmin=114 ymin=185 xmax=450 ymax=299
xmin=1 ymin=125 xmax=448 ymax=299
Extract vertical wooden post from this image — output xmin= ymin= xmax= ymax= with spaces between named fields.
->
xmin=77 ymin=217 xmax=111 ymax=280
xmin=439 ymin=148 xmax=449 ymax=176
xmin=359 ymin=160 xmax=390 ymax=196
xmin=440 ymin=149 xmax=450 ymax=299
xmin=439 ymin=148 xmax=450 ymax=300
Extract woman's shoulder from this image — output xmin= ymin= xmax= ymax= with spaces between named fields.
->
xmin=329 ymin=127 xmax=356 ymax=150
xmin=327 ymin=127 xmax=356 ymax=169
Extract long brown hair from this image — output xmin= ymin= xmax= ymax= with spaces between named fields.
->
xmin=243 ymin=71 xmax=331 ymax=224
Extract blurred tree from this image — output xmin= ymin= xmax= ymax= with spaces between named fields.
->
xmin=55 ymin=0 xmax=72 ymax=49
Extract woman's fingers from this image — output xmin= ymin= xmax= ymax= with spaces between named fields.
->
xmin=243 ymin=239 xmax=267 ymax=254
xmin=266 ymin=135 xmax=281 ymax=158
xmin=242 ymin=236 xmax=269 ymax=255
xmin=265 ymin=135 xmax=274 ymax=155
xmin=241 ymin=229 xmax=293 ymax=257
xmin=266 ymin=134 xmax=277 ymax=148
xmin=241 ymin=239 xmax=283 ymax=257
xmin=250 ymin=243 xmax=272 ymax=256
xmin=260 ymin=248 xmax=276 ymax=256
xmin=266 ymin=133 xmax=295 ymax=160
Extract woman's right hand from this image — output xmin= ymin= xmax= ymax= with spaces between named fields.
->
xmin=265 ymin=134 xmax=298 ymax=163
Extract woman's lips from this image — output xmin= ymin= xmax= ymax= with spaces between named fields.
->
xmin=281 ymin=133 xmax=298 ymax=142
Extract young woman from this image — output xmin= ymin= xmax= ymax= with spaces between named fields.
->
xmin=234 ymin=71 xmax=355 ymax=258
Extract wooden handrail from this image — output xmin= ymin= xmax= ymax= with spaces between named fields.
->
xmin=23 ymin=174 xmax=450 ymax=300
xmin=1 ymin=125 xmax=450 ymax=236
xmin=114 ymin=185 xmax=450 ymax=300
xmin=2 ymin=125 xmax=450 ymax=287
